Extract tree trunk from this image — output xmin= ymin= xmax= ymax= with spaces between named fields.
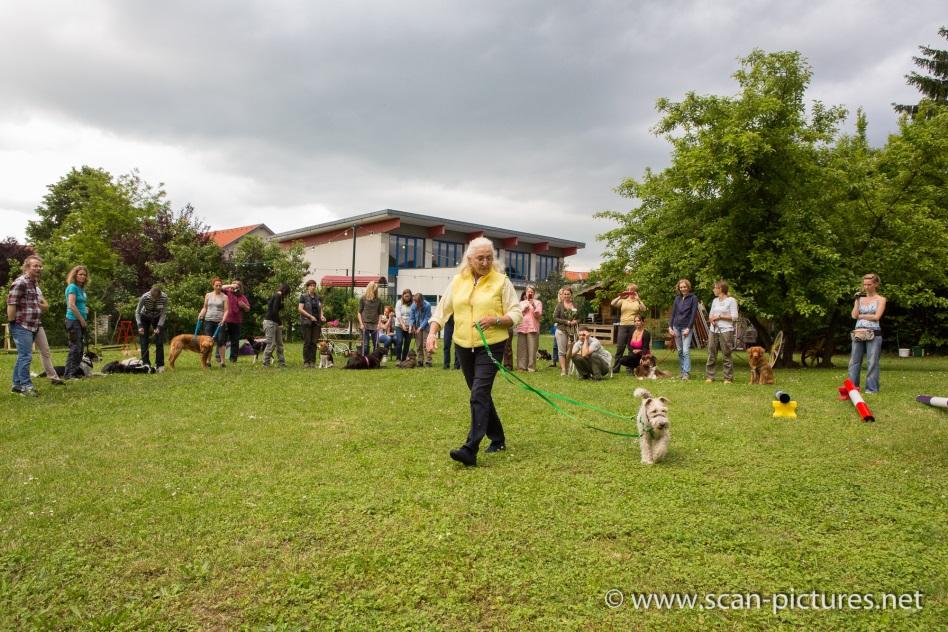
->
xmin=747 ymin=314 xmax=772 ymax=349
xmin=778 ymin=317 xmax=797 ymax=368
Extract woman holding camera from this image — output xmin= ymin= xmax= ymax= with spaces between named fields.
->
xmin=610 ymin=283 xmax=647 ymax=374
xmin=848 ymin=273 xmax=886 ymax=394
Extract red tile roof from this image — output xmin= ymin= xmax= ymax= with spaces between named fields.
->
xmin=564 ymin=271 xmax=589 ymax=281
xmin=205 ymin=224 xmax=267 ymax=248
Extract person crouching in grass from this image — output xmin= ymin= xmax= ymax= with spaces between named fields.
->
xmin=571 ymin=326 xmax=613 ymax=380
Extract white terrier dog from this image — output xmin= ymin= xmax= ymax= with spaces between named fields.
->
xmin=633 ymin=387 xmax=670 ymax=465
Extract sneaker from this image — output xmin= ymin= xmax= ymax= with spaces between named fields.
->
xmin=724 ymin=379 xmax=733 ymax=384
xmin=527 ymin=368 xmax=535 ymax=373
xmin=485 ymin=442 xmax=506 ymax=453
xmin=681 ymin=374 xmax=690 ymax=381
xmin=449 ymin=447 xmax=476 ymax=466
xmin=705 ymin=378 xmax=713 ymax=383
xmin=560 ymin=371 xmax=567 ymax=377
xmin=11 ymin=386 xmax=23 ymax=395
xmin=21 ymin=386 xmax=39 ymax=397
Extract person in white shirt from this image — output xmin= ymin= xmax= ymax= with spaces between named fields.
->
xmin=705 ymin=280 xmax=739 ymax=383
xmin=570 ymin=326 xmax=613 ymax=380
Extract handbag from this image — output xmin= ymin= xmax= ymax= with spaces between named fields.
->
xmin=852 ymin=328 xmax=875 ymax=342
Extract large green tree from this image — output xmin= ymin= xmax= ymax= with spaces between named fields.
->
xmin=598 ymin=50 xmax=847 ymax=365
xmin=894 ymin=26 xmax=948 ymax=115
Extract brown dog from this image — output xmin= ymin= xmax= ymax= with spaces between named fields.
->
xmin=168 ymin=334 xmax=216 ymax=369
xmin=634 ymin=354 xmax=674 ymax=380
xmin=747 ymin=346 xmax=775 ymax=384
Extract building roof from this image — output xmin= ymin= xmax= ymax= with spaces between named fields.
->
xmin=564 ymin=271 xmax=590 ymax=282
xmin=273 ymin=209 xmax=585 ymax=251
xmin=320 ymin=275 xmax=388 ymax=288
xmin=205 ymin=224 xmax=273 ymax=248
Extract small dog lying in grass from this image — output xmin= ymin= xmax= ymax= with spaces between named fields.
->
xmin=397 ymin=350 xmax=418 ymax=369
xmin=344 ymin=347 xmax=386 ymax=369
xmin=537 ymin=349 xmax=552 ymax=361
xmin=318 ymin=340 xmax=334 ymax=368
xmin=168 ymin=334 xmax=216 ymax=369
xmin=102 ymin=358 xmax=157 ymax=374
xmin=747 ymin=346 xmax=775 ymax=384
xmin=634 ymin=387 xmax=670 ymax=465
xmin=633 ymin=354 xmax=674 ymax=380
xmin=51 ymin=350 xmax=100 ymax=379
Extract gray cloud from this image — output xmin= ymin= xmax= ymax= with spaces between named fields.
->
xmin=1 ymin=0 xmax=943 ymax=268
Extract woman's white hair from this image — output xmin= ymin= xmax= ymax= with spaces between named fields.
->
xmin=458 ymin=237 xmax=505 ymax=275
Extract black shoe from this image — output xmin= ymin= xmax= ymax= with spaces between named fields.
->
xmin=11 ymin=386 xmax=23 ymax=394
xmin=485 ymin=442 xmax=506 ymax=453
xmin=449 ymin=447 xmax=476 ymax=466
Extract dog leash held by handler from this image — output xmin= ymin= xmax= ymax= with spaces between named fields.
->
xmin=474 ymin=324 xmax=641 ymax=438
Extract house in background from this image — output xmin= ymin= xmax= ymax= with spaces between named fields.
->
xmin=205 ymin=224 xmax=275 ymax=257
xmin=272 ymin=209 xmax=584 ymax=297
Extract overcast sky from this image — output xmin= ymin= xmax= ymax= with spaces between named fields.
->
xmin=0 ymin=1 xmax=942 ymax=270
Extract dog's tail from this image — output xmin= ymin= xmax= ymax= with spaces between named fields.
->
xmin=634 ymin=387 xmax=653 ymax=400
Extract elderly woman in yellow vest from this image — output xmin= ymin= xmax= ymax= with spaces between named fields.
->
xmin=426 ymin=237 xmax=523 ymax=467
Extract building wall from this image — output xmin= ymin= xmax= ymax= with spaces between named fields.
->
xmin=300 ymin=233 xmax=387 ymax=283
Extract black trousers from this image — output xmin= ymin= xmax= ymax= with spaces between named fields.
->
xmin=301 ymin=322 xmax=320 ymax=364
xmin=455 ymin=341 xmax=507 ymax=452
xmin=139 ymin=317 xmax=165 ymax=367
xmin=224 ymin=322 xmax=242 ymax=362
xmin=613 ymin=324 xmax=634 ymax=367
xmin=64 ymin=319 xmax=86 ymax=378
xmin=442 ymin=317 xmax=460 ymax=369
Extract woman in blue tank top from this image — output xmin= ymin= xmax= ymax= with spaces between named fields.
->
xmin=848 ymin=273 xmax=886 ymax=394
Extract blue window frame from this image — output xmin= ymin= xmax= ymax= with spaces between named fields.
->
xmin=505 ymin=251 xmax=531 ymax=281
xmin=389 ymin=235 xmax=425 ymax=282
xmin=536 ymin=254 xmax=559 ymax=281
xmin=432 ymin=240 xmax=464 ymax=268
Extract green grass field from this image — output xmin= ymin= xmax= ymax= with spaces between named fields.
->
xmin=2 ymin=340 xmax=946 ymax=630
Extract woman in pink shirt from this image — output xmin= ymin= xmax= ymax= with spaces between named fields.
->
xmin=515 ymin=285 xmax=543 ymax=372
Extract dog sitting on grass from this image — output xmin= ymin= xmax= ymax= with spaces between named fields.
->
xmin=318 ymin=340 xmax=334 ymax=368
xmin=747 ymin=346 xmax=775 ymax=384
xmin=168 ymin=334 xmax=216 ymax=369
xmin=634 ymin=387 xmax=670 ymax=465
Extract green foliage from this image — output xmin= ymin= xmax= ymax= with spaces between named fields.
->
xmin=894 ymin=26 xmax=948 ymax=115
xmin=228 ymin=236 xmax=310 ymax=335
xmin=319 ymin=287 xmax=359 ymax=324
xmin=1 ymin=347 xmax=946 ymax=628
xmin=598 ymin=50 xmax=948 ymax=360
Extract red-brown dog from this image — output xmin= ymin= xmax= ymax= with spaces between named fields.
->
xmin=747 ymin=346 xmax=775 ymax=384
xmin=168 ymin=334 xmax=216 ymax=369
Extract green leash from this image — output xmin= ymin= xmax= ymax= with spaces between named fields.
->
xmin=474 ymin=324 xmax=641 ymax=438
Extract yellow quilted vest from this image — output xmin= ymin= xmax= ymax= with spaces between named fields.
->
xmin=450 ymin=269 xmax=510 ymax=348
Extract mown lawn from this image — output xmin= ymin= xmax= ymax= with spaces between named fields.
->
xmin=1 ymin=340 xmax=946 ymax=630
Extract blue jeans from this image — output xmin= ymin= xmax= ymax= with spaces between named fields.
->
xmin=672 ymin=327 xmax=694 ymax=377
xmin=848 ymin=335 xmax=882 ymax=392
xmin=361 ymin=328 xmax=378 ymax=355
xmin=10 ymin=322 xmax=36 ymax=389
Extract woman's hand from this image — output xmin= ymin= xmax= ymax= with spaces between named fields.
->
xmin=425 ymin=332 xmax=439 ymax=354
xmin=477 ymin=316 xmax=499 ymax=329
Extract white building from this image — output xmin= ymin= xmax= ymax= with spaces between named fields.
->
xmin=273 ymin=209 xmax=584 ymax=297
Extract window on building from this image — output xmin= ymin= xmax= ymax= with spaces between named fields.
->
xmin=505 ymin=251 xmax=531 ymax=281
xmin=432 ymin=240 xmax=464 ymax=268
xmin=389 ymin=235 xmax=424 ymax=270
xmin=536 ymin=254 xmax=560 ymax=281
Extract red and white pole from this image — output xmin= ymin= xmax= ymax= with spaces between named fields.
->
xmin=838 ymin=379 xmax=875 ymax=422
